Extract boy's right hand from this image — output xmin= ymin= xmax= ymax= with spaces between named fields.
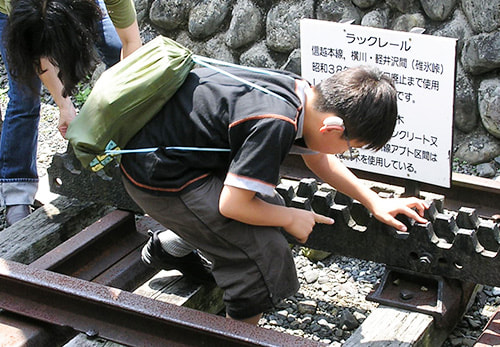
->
xmin=284 ymin=208 xmax=334 ymax=244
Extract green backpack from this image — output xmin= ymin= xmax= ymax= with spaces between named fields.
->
xmin=65 ymin=36 xmax=194 ymax=172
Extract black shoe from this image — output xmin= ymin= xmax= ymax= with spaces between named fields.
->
xmin=5 ymin=204 xmax=32 ymax=226
xmin=141 ymin=231 xmax=215 ymax=284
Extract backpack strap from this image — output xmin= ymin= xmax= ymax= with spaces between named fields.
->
xmin=106 ymin=146 xmax=230 ymax=155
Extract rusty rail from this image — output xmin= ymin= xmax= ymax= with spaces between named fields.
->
xmin=0 ymin=210 xmax=324 ymax=346
xmin=476 ymin=307 xmax=500 ymax=346
xmin=0 ymin=259 xmax=321 ymax=347
xmin=0 ymin=210 xmax=157 ymax=345
xmin=30 ymin=210 xmax=146 ymax=282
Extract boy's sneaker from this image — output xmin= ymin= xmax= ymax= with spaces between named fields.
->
xmin=141 ymin=231 xmax=215 ymax=285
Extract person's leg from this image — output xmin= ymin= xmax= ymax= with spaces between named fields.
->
xmin=122 ymin=175 xmax=299 ymax=322
xmin=140 ymin=228 xmax=215 ymax=284
xmin=94 ymin=0 xmax=122 ymax=68
xmin=0 ymin=13 xmax=41 ymax=225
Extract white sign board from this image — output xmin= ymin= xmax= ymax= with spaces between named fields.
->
xmin=300 ymin=19 xmax=457 ymax=188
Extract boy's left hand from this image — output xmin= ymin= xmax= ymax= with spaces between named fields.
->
xmin=371 ymin=197 xmax=429 ymax=232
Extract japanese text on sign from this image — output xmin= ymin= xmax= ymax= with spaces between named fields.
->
xmin=300 ymin=19 xmax=457 ymax=187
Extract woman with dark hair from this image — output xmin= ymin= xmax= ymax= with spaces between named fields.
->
xmin=0 ymin=0 xmax=141 ymax=225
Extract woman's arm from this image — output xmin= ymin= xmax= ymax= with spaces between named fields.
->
xmin=115 ymin=20 xmax=142 ymax=59
xmin=38 ymin=58 xmax=76 ymax=137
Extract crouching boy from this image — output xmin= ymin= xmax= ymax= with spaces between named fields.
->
xmin=120 ymin=65 xmax=428 ymax=324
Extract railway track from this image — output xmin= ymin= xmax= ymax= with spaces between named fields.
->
xmin=0 ymin=150 xmax=498 ymax=346
xmin=0 ymin=210 xmax=321 ymax=346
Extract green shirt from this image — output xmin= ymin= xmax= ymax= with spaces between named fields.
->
xmin=0 ymin=0 xmax=136 ymax=28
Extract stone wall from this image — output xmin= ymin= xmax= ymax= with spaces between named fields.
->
xmin=134 ymin=0 xmax=500 ymax=176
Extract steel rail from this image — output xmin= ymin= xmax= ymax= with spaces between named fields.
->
xmin=31 ymin=210 xmax=139 ymax=271
xmin=0 ymin=258 xmax=323 ymax=347
xmin=476 ymin=307 xmax=500 ymax=346
xmin=1 ymin=210 xmax=322 ymax=346
xmin=29 ymin=209 xmax=156 ymax=289
xmin=0 ymin=210 xmax=157 ymax=345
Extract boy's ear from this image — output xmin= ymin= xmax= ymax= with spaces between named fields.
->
xmin=319 ymin=116 xmax=345 ymax=133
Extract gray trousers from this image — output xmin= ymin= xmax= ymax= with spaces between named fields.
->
xmin=122 ymin=174 xmax=299 ymax=319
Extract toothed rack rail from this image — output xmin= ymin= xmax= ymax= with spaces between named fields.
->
xmin=47 ymin=148 xmax=500 ymax=287
xmin=277 ymin=177 xmax=500 ymax=288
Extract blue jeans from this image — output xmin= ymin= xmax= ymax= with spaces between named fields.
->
xmin=0 ymin=0 xmax=122 ymax=206
xmin=95 ymin=0 xmax=122 ymax=68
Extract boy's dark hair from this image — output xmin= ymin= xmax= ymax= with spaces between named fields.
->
xmin=313 ymin=65 xmax=398 ymax=150
xmin=5 ymin=0 xmax=102 ymax=97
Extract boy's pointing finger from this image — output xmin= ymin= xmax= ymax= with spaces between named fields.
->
xmin=314 ymin=212 xmax=334 ymax=225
